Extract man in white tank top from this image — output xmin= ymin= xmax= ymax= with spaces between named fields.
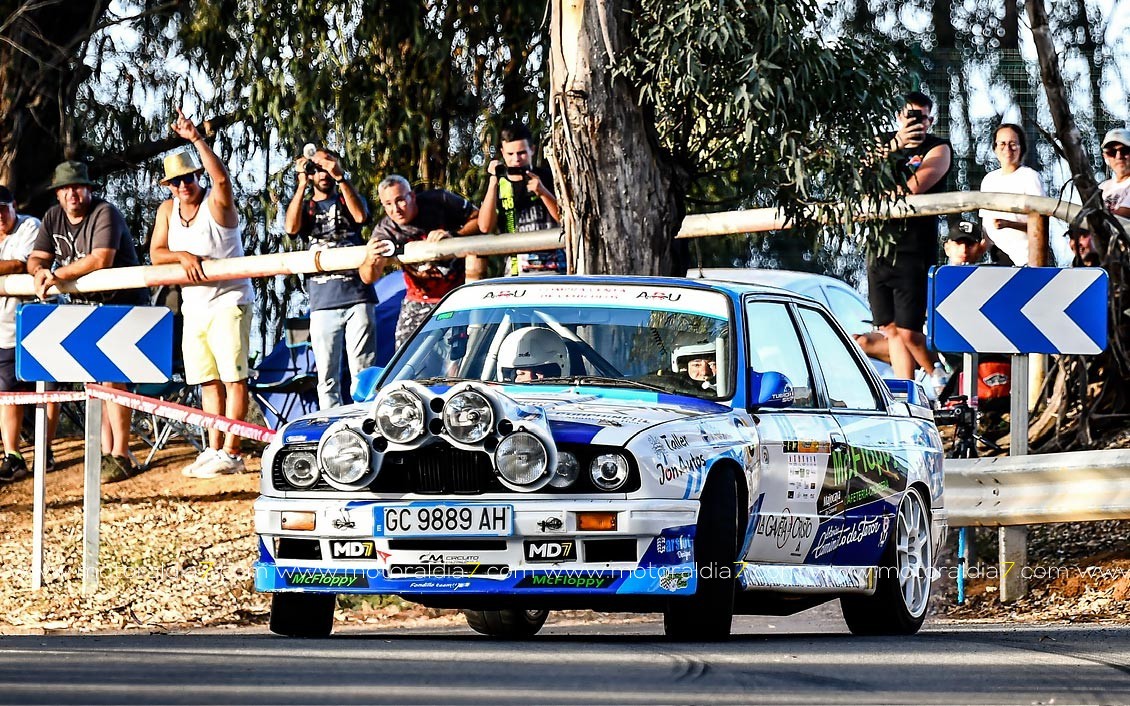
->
xmin=149 ymin=110 xmax=253 ymax=478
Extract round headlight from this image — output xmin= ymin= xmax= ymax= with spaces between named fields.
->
xmin=319 ymin=429 xmax=371 ymax=485
xmin=443 ymin=390 xmax=494 ymax=444
xmin=375 ymin=389 xmax=425 ymax=443
xmin=549 ymin=451 xmax=580 ymax=488
xmin=495 ymin=432 xmax=550 ymax=488
xmin=281 ymin=450 xmax=319 ymax=488
xmin=590 ymin=453 xmax=630 ymax=491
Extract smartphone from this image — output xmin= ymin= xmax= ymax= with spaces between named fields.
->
xmin=906 ymin=108 xmax=924 ymax=125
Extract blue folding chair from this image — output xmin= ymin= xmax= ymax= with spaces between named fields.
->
xmin=250 ymin=319 xmax=318 ymax=429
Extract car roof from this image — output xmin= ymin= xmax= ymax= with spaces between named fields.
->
xmin=459 ymin=273 xmax=799 ymax=298
xmin=686 ymin=267 xmax=844 ymax=290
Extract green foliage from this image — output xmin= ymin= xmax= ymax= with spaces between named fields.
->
xmin=616 ymin=0 xmax=920 ymax=260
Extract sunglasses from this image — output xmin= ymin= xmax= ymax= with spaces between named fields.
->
xmin=1103 ymin=145 xmax=1130 ymax=158
xmin=168 ymin=173 xmax=197 ymax=187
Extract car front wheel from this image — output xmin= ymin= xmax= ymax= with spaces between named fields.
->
xmin=663 ymin=469 xmax=739 ymax=641
xmin=463 ymin=609 xmax=549 ymax=638
xmin=841 ymin=486 xmax=933 ymax=635
xmin=269 ymin=593 xmax=337 ymax=638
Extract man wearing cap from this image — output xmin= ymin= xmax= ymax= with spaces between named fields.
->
xmin=283 ymin=146 xmax=376 ymax=410
xmin=944 ymin=220 xmax=988 ymax=265
xmin=0 ymin=187 xmax=58 ymax=483
xmin=150 ymin=109 xmax=253 ymax=478
xmin=1100 ymin=128 xmax=1130 ymax=219
xmin=27 ymin=161 xmax=149 ymax=483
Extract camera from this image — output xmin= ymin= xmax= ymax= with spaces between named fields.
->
xmin=492 ymin=164 xmax=530 ymax=178
xmin=303 ymin=161 xmax=319 ymax=176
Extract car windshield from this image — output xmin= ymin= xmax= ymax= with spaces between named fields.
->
xmin=384 ymin=282 xmax=734 ymax=400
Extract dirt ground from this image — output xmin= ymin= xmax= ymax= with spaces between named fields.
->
xmin=3 ymin=435 xmax=1130 ymax=635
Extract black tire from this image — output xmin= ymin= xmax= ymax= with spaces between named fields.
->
xmin=269 ymin=592 xmax=337 ymax=637
xmin=841 ymin=486 xmax=934 ymax=636
xmin=463 ymin=609 xmax=549 ymax=638
xmin=663 ymin=469 xmax=739 ymax=641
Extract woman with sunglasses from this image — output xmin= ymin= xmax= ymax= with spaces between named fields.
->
xmin=978 ymin=123 xmax=1046 ymax=266
xmin=1099 ymin=128 xmax=1130 ymax=219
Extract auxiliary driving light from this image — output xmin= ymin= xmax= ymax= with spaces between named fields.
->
xmin=319 ymin=429 xmax=371 ymax=485
xmin=443 ymin=390 xmax=494 ymax=443
xmin=495 ymin=431 xmax=550 ymax=489
xmin=375 ymin=389 xmax=425 ymax=443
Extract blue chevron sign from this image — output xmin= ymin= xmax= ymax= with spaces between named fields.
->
xmin=928 ymin=266 xmax=1107 ymax=355
xmin=16 ymin=305 xmax=172 ymax=383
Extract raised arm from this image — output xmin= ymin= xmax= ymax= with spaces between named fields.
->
xmin=172 ymin=109 xmax=238 ymax=229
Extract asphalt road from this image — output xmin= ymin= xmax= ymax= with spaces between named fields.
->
xmin=2 ymin=606 xmax=1129 ymax=705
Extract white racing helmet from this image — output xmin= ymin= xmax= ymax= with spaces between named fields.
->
xmin=671 ymin=341 xmax=716 ymax=373
xmin=497 ymin=327 xmax=570 ymax=382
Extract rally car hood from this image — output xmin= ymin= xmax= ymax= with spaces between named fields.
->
xmin=278 ymin=386 xmax=729 ymax=447
xmin=493 ymin=387 xmax=729 ymax=447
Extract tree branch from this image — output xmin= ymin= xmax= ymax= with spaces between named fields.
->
xmin=85 ymin=110 xmax=247 ymax=177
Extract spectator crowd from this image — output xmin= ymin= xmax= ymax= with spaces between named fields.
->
xmin=0 ymin=96 xmax=1122 ymax=486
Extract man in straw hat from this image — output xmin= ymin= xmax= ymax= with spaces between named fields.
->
xmin=27 ymin=160 xmax=149 ymax=483
xmin=150 ymin=109 xmax=253 ymax=479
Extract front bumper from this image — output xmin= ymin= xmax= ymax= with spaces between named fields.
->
xmin=254 ymin=496 xmax=699 ymax=596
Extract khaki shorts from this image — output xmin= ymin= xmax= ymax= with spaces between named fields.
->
xmin=183 ymin=305 xmax=252 ymax=385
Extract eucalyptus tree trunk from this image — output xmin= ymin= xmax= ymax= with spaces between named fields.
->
xmin=0 ymin=0 xmax=110 ymax=209
xmin=548 ymin=0 xmax=684 ymax=275
xmin=1027 ymin=0 xmax=1106 ymax=248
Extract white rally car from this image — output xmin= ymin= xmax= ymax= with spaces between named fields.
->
xmin=255 ymin=276 xmax=945 ymax=639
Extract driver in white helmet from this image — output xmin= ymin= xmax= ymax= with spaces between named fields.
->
xmin=671 ymin=341 xmax=717 ymax=391
xmin=497 ymin=327 xmax=570 ymax=382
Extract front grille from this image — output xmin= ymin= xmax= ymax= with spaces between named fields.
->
xmin=273 ymin=440 xmax=639 ymax=494
xmin=374 ymin=441 xmax=501 ymax=494
xmin=273 ymin=440 xmax=501 ymax=494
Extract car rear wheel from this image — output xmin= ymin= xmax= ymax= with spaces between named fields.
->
xmin=841 ymin=486 xmax=933 ymax=635
xmin=463 ymin=609 xmax=549 ymax=638
xmin=663 ymin=469 xmax=739 ymax=641
xmin=269 ymin=593 xmax=336 ymax=637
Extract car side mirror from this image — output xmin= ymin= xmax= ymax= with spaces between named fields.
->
xmin=351 ymin=366 xmax=385 ymax=403
xmin=748 ymin=370 xmax=794 ymax=409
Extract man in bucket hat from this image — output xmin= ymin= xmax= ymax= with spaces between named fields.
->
xmin=150 ymin=109 xmax=253 ymax=479
xmin=27 ymin=160 xmax=149 ymax=483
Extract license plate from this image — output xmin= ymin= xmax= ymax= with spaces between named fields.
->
xmin=375 ymin=504 xmax=513 ymax=538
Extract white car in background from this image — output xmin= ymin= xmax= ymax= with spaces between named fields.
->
xmin=687 ymin=268 xmax=896 ymax=379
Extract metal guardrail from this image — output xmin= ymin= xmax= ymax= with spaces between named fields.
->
xmin=946 ymin=449 xmax=1130 ymax=527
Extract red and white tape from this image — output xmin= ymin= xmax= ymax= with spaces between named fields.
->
xmin=85 ymin=384 xmax=277 ymax=443
xmin=0 ymin=390 xmax=90 ymax=405
xmin=0 ymin=384 xmax=278 ymax=442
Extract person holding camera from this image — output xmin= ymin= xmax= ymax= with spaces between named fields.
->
xmin=868 ymin=91 xmax=952 ymax=393
xmin=283 ymin=145 xmax=376 ymax=410
xmin=478 ymin=123 xmax=564 ymax=275
xmin=362 ymin=174 xmax=479 ymax=348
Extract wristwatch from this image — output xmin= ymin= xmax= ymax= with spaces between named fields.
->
xmin=335 ymin=171 xmax=351 ymax=184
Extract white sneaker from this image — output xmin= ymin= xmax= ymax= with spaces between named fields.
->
xmin=181 ymin=448 xmax=220 ymax=477
xmin=192 ymin=450 xmax=245 ymax=479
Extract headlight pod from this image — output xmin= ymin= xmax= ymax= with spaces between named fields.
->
xmin=281 ymin=450 xmax=319 ymax=488
xmin=590 ymin=453 xmax=630 ymax=491
xmin=318 ymin=428 xmax=373 ymax=487
xmin=375 ymin=388 xmax=425 ymax=443
xmin=495 ymin=431 xmax=553 ymax=491
xmin=442 ymin=390 xmax=494 ymax=444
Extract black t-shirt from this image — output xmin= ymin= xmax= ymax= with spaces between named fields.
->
xmin=296 ymin=195 xmax=375 ymax=312
xmin=35 ymin=198 xmax=149 ymax=306
xmin=880 ymin=132 xmax=953 ymax=258
xmin=494 ymin=166 xmax=565 ymax=274
xmin=371 ymin=189 xmax=476 ymax=302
